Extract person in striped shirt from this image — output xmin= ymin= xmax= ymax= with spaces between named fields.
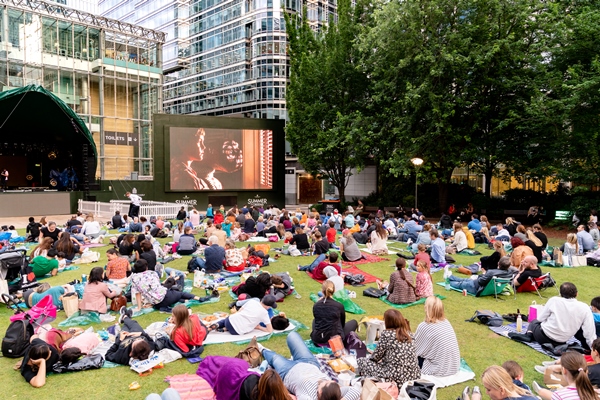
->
xmin=532 ymin=352 xmax=600 ymax=400
xmin=258 ymin=331 xmax=361 ymax=400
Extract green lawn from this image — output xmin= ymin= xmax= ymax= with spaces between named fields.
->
xmin=0 ymin=232 xmax=593 ymax=399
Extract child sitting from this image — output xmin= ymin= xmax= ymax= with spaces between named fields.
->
xmin=411 ymin=243 xmax=431 ymax=271
xmin=415 ymin=260 xmax=433 ymax=298
xmin=502 ymin=360 xmax=530 ymax=392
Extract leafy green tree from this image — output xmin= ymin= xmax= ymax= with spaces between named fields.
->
xmin=284 ymin=0 xmax=372 ymax=201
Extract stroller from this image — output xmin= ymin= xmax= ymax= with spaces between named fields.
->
xmin=1 ymin=294 xmax=57 ymax=358
xmin=0 ymin=249 xmax=28 ymax=281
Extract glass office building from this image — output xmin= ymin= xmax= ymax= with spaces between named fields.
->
xmin=101 ymin=0 xmax=336 ymax=120
xmin=0 ymin=0 xmax=164 ymax=180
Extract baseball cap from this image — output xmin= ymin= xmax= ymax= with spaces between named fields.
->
xmin=342 ymin=229 xmax=349 ymax=236
xmin=262 ymin=294 xmax=278 ymax=308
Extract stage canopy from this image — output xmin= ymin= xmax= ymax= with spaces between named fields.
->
xmin=0 ymin=85 xmax=97 ymax=188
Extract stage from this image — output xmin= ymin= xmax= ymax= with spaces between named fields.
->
xmin=0 ymin=191 xmax=79 ymax=217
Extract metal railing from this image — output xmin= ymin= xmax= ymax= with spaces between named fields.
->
xmin=78 ymin=199 xmax=187 ymax=219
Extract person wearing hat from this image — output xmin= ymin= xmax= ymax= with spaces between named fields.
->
xmin=330 ymin=209 xmax=343 ymax=231
xmin=209 ymin=295 xmax=277 ymax=335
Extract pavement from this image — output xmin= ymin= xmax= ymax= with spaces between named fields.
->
xmin=0 ymin=215 xmax=73 ymax=229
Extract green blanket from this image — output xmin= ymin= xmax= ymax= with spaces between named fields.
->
xmin=310 ymin=291 xmax=366 ymax=314
xmin=58 ymin=311 xmax=101 ymax=327
xmin=379 ymin=294 xmax=446 ymax=309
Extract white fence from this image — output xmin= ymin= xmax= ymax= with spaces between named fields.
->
xmin=78 ymin=199 xmax=187 ymax=220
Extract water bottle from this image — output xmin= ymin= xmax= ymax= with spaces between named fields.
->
xmin=445 ymin=278 xmax=450 ymax=291
xmin=516 ymin=310 xmax=523 ymax=333
xmin=258 ymin=360 xmax=268 ymax=372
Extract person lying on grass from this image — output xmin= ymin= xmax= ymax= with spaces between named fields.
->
xmin=106 ymin=308 xmax=155 ymax=366
xmin=207 ymin=295 xmax=277 ymax=335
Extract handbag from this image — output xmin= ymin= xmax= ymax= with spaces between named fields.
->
xmin=235 ymin=339 xmax=262 ymax=368
xmin=571 ymin=255 xmax=587 ymax=267
xmin=363 ymin=287 xmax=385 ymax=298
xmin=398 ymin=379 xmax=437 ymax=400
xmin=553 ymin=248 xmax=563 ymax=266
xmin=62 ymin=293 xmax=79 ymax=317
xmin=110 ymin=294 xmax=127 ymax=312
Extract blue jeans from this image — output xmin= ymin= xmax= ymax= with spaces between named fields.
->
xmin=448 ymin=275 xmax=477 ymax=294
xmin=263 ymin=332 xmax=320 ymax=379
xmin=298 ymin=254 xmax=326 ymax=272
xmin=194 ymin=257 xmax=206 ymax=270
xmin=145 ymin=388 xmax=181 ymax=400
xmin=165 ymin=267 xmax=185 ymax=279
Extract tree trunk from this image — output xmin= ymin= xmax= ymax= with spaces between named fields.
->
xmin=484 ymin=168 xmax=493 ymax=199
xmin=337 ymin=184 xmax=346 ymax=203
xmin=438 ymin=181 xmax=449 ymax=213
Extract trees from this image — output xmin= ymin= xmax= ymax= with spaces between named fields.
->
xmin=284 ymin=0 xmax=372 ymax=202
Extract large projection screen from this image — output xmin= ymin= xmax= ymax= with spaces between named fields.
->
xmin=169 ymin=127 xmax=273 ymax=191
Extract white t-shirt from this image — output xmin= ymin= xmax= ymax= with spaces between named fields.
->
xmin=129 ymin=194 xmax=142 ymax=206
xmin=82 ymin=221 xmax=101 ymax=235
xmin=228 ymin=300 xmax=271 ymax=335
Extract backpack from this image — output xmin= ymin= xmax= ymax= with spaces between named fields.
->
xmin=344 ymin=274 xmax=365 ymax=286
xmin=187 ymin=257 xmax=200 ymax=273
xmin=466 ymin=310 xmax=504 ymax=327
xmin=363 ymin=287 xmax=385 ymax=298
xmin=2 ymin=319 xmax=34 ymax=358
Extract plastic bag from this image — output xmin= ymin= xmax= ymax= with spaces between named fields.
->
xmin=58 ymin=311 xmax=101 ymax=327
xmin=333 ymin=290 xmax=366 ymax=314
xmin=130 ymin=353 xmax=163 ymax=374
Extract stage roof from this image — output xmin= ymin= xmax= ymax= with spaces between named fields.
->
xmin=0 ymin=85 xmax=97 ymax=174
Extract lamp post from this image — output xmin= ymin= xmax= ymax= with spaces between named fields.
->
xmin=410 ymin=158 xmax=423 ymax=209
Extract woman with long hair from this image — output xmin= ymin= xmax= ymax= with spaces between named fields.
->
xmin=505 ymin=217 xmax=519 ymax=237
xmin=414 ymin=297 xmax=460 ymax=377
xmin=509 ymin=237 xmax=533 ymax=268
xmin=448 ymin=222 xmax=468 ymax=253
xmin=54 ymin=232 xmax=79 ymax=260
xmin=369 ymin=222 xmax=389 ymax=255
xmin=563 ymin=233 xmax=580 ymax=267
xmin=532 ymin=223 xmax=548 ymax=248
xmin=480 ymin=241 xmax=506 ymax=271
xmin=357 ymin=309 xmax=421 ymax=386
xmin=79 ymin=267 xmax=119 ymax=314
xmin=311 ymin=281 xmax=358 ymax=345
xmin=462 ymin=365 xmax=537 ymax=400
xmin=525 ymin=229 xmax=544 ymax=262
xmin=257 ymin=369 xmax=293 ymax=400
xmin=380 ymin=258 xmax=417 ymax=305
xmin=32 ymin=237 xmax=53 ymax=257
xmin=340 ymin=229 xmax=362 ymax=261
xmin=168 ymin=304 xmax=206 ymax=354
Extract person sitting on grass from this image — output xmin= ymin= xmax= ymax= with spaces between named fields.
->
xmin=513 ymin=282 xmax=596 ymax=351
xmin=461 ymin=365 xmax=537 ymax=400
xmin=448 ymin=256 xmax=514 ymax=296
xmin=53 ymin=232 xmax=81 ymax=261
xmin=378 ymin=258 xmax=417 ymax=305
xmin=106 ymin=308 xmax=155 ymax=366
xmin=510 ymin=237 xmax=534 ymax=268
xmin=270 ymin=273 xmax=294 ymax=301
xmin=340 ymin=229 xmax=363 ymax=262
xmin=531 ymin=351 xmax=599 ymax=400
xmin=429 ymin=229 xmax=446 ymax=264
xmin=224 ymin=239 xmax=246 ymax=272
xmin=357 ymin=309 xmax=421 ymax=387
xmin=208 ymin=295 xmax=276 ymax=335
xmin=166 ymin=304 xmax=206 ymax=356
xmin=306 ymin=252 xmax=341 ymax=281
xmin=481 ymin=241 xmax=506 ymax=271
xmin=502 ymin=360 xmax=531 ymax=392
xmin=323 ymin=266 xmax=345 ymax=293
xmin=194 ymin=235 xmax=226 ymax=273
xmin=177 ymin=226 xmax=197 ymax=255
xmin=104 ymin=248 xmax=130 ymax=287
xmin=258 ymin=331 xmax=362 ymax=400
xmin=79 ymin=267 xmax=120 ymax=314
xmin=130 ymin=259 xmax=218 ymax=312
xmin=368 ymin=222 xmax=389 ymax=256
xmin=410 ymin=244 xmax=431 ymax=271
xmin=446 ymin=222 xmax=467 ymax=254
xmin=310 ymin=281 xmax=358 ymax=345
xmin=415 ymin=260 xmax=434 ymax=298
xmin=414 ymin=296 xmax=460 ymax=377
xmin=513 ymin=255 xmax=542 ymax=289
xmin=289 ymin=227 xmax=310 ymax=253
xmin=30 ymin=248 xmax=59 ymax=278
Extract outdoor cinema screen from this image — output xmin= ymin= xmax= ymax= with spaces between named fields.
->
xmin=169 ymin=127 xmax=273 ymax=191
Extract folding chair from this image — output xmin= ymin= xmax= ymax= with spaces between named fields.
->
xmin=477 ymin=276 xmax=513 ymax=300
xmin=516 ymin=273 xmax=558 ymax=298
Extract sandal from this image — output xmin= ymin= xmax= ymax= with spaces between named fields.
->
xmin=138 ymin=369 xmax=153 ymax=377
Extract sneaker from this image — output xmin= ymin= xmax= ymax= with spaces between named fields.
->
xmin=406 ymin=239 xmax=413 ymax=245
xmin=118 ymin=306 xmax=132 ymax=324
xmin=155 ymin=263 xmax=165 ymax=279
xmin=534 ymin=365 xmax=546 ymax=374
xmin=532 ymin=381 xmax=542 ymax=395
xmin=472 ymin=387 xmax=480 ymax=395
xmin=542 ymin=361 xmax=557 ymax=367
xmin=461 ymin=386 xmax=470 ymax=400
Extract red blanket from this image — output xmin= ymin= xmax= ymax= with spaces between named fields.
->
xmin=342 ymin=252 xmax=388 ymax=266
xmin=166 ymin=374 xmax=215 ymax=400
xmin=307 ymin=265 xmax=380 ymax=285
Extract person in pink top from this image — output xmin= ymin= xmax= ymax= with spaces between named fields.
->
xmin=79 ymin=267 xmax=120 ymax=314
xmin=415 ymin=260 xmax=434 ymax=298
xmin=412 ymin=244 xmax=431 ymax=271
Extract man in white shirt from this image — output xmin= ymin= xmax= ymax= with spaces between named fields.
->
xmin=211 ymin=295 xmax=275 ymax=335
xmin=526 ymin=282 xmax=596 ymax=350
xmin=126 ymin=192 xmax=142 ymax=218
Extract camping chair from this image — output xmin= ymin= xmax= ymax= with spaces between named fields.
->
xmin=477 ymin=276 xmax=513 ymax=300
xmin=516 ymin=273 xmax=558 ymax=299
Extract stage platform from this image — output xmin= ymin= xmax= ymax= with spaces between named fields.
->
xmin=0 ymin=191 xmax=79 ymax=217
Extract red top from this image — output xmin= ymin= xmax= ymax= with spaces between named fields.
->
xmin=310 ymin=262 xmax=342 ymax=281
xmin=326 ymin=228 xmax=337 ymax=244
xmin=173 ymin=314 xmax=207 ymax=352
xmin=414 ymin=252 xmax=431 ymax=268
xmin=213 ymin=213 xmax=224 ymax=224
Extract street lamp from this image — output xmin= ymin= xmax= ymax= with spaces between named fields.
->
xmin=411 ymin=158 xmax=423 ymax=209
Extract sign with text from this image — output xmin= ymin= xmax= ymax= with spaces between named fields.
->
xmin=104 ymin=131 xmax=139 ymax=146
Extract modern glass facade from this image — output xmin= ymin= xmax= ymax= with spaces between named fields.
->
xmin=101 ymin=0 xmax=336 ymax=120
xmin=0 ymin=0 xmax=164 ymax=180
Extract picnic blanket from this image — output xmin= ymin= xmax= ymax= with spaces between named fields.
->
xmin=309 ymin=291 xmax=366 ymax=314
xmin=202 ymin=318 xmax=306 ymax=346
xmin=58 ymin=311 xmax=102 ymax=327
xmin=165 ymin=374 xmax=215 ymax=400
xmin=378 ymin=294 xmax=446 ymax=309
xmin=361 ymin=248 xmax=397 ymax=255
xmin=421 ymin=358 xmax=476 ymax=388
xmin=307 ymin=265 xmax=380 ymax=285
xmin=341 ymin=252 xmax=389 ymax=266
xmin=489 ymin=322 xmax=581 ymax=359
xmin=458 ymin=249 xmax=482 ymax=256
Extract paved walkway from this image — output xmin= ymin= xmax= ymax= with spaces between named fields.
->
xmin=0 ymin=215 xmax=73 ymax=229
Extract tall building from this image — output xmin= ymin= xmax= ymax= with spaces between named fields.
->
xmin=0 ymin=0 xmax=164 ymax=180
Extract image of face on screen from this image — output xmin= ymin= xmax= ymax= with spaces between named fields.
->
xmin=170 ymin=127 xmax=273 ymax=191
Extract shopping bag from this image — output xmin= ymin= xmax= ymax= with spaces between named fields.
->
xmin=62 ymin=294 xmax=79 ymax=317
xmin=529 ymin=301 xmax=544 ymax=321
xmin=571 ymin=255 xmax=587 ymax=267
xmin=361 ymin=378 xmax=393 ymax=400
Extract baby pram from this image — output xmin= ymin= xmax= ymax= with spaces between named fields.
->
xmin=3 ymin=293 xmax=57 ymax=329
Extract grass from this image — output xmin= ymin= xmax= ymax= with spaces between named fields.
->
xmin=0 ymin=231 xmax=593 ymax=399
